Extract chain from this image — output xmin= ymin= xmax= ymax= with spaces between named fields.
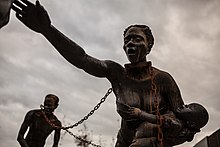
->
xmin=41 ymin=88 xmax=112 ymax=130
xmin=65 ymin=129 xmax=101 ymax=147
xmin=41 ymin=88 xmax=112 ymax=147
xmin=150 ymin=68 xmax=164 ymax=147
xmin=41 ymin=111 xmax=103 ymax=147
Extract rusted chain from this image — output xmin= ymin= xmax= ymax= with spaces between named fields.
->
xmin=150 ymin=68 xmax=164 ymax=147
xmin=41 ymin=88 xmax=112 ymax=147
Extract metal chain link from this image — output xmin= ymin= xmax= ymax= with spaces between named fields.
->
xmin=150 ymin=68 xmax=164 ymax=147
xmin=65 ymin=129 xmax=101 ymax=147
xmin=41 ymin=88 xmax=112 ymax=147
xmin=62 ymin=88 xmax=113 ymax=130
xmin=41 ymin=111 xmax=103 ymax=147
xmin=41 ymin=88 xmax=112 ymax=130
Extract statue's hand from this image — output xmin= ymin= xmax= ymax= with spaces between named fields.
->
xmin=12 ymin=0 xmax=51 ymax=33
xmin=128 ymin=107 xmax=141 ymax=117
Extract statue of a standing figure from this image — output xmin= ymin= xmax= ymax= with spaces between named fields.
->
xmin=12 ymin=0 xmax=208 ymax=146
xmin=17 ymin=94 xmax=61 ymax=147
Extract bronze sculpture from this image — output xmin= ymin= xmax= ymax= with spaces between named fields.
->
xmin=12 ymin=0 xmax=208 ymax=146
xmin=17 ymin=94 xmax=61 ymax=147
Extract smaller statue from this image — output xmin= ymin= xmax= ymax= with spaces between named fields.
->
xmin=126 ymin=102 xmax=209 ymax=147
xmin=17 ymin=94 xmax=62 ymax=147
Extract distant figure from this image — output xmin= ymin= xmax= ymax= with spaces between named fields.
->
xmin=0 ymin=0 xmax=13 ymax=28
xmin=17 ymin=94 xmax=61 ymax=147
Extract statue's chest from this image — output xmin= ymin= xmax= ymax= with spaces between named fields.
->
xmin=114 ymin=78 xmax=165 ymax=113
xmin=31 ymin=114 xmax=54 ymax=134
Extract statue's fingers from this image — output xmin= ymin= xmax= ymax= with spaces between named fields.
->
xmin=11 ymin=4 xmax=23 ymax=14
xmin=36 ymin=0 xmax=47 ymax=13
xmin=20 ymin=0 xmax=33 ymax=6
xmin=15 ymin=12 xmax=24 ymax=22
xmin=128 ymin=108 xmax=134 ymax=111
xmin=13 ymin=0 xmax=26 ymax=10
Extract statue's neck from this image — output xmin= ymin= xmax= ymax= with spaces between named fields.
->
xmin=44 ymin=111 xmax=54 ymax=118
xmin=124 ymin=61 xmax=152 ymax=80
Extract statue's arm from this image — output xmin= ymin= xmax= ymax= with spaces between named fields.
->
xmin=52 ymin=120 xmax=61 ymax=147
xmin=17 ymin=110 xmax=34 ymax=147
xmin=160 ymin=72 xmax=184 ymax=112
xmin=128 ymin=107 xmax=158 ymax=124
xmin=12 ymin=0 xmax=110 ymax=78
xmin=42 ymin=25 xmax=110 ymax=77
xmin=129 ymin=107 xmax=182 ymax=129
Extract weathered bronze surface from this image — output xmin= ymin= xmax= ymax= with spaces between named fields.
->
xmin=12 ymin=1 xmax=209 ymax=146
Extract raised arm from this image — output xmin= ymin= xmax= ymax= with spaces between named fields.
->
xmin=12 ymin=0 xmax=110 ymax=78
xmin=17 ymin=110 xmax=33 ymax=147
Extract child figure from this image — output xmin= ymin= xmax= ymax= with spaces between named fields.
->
xmin=127 ymin=103 xmax=209 ymax=147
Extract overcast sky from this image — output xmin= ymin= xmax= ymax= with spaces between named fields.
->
xmin=0 ymin=0 xmax=220 ymax=147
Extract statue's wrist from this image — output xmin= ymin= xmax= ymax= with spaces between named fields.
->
xmin=138 ymin=110 xmax=143 ymax=118
xmin=41 ymin=24 xmax=53 ymax=36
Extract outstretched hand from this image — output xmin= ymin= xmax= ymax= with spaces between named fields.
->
xmin=12 ymin=0 xmax=51 ymax=33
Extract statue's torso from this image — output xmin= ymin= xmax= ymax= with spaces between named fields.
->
xmin=110 ymin=62 xmax=169 ymax=121
xmin=25 ymin=110 xmax=59 ymax=147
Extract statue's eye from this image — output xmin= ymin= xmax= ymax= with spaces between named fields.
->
xmin=134 ymin=37 xmax=142 ymax=42
xmin=124 ymin=38 xmax=129 ymax=44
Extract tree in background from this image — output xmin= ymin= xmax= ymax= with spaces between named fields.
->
xmin=75 ymin=123 xmax=92 ymax=147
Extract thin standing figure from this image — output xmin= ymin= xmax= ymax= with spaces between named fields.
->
xmin=17 ymin=94 xmax=61 ymax=147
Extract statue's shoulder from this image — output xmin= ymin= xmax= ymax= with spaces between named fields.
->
xmin=105 ymin=60 xmax=123 ymax=68
xmin=26 ymin=109 xmax=40 ymax=115
xmin=25 ymin=109 xmax=42 ymax=120
xmin=105 ymin=60 xmax=125 ymax=73
xmin=51 ymin=114 xmax=62 ymax=126
xmin=152 ymin=67 xmax=173 ymax=80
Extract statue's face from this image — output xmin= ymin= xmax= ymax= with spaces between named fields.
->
xmin=176 ymin=105 xmax=196 ymax=128
xmin=177 ymin=104 xmax=197 ymax=121
xmin=176 ymin=105 xmax=194 ymax=116
xmin=123 ymin=27 xmax=149 ymax=64
xmin=44 ymin=97 xmax=57 ymax=113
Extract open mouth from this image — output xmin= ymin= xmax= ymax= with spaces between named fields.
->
xmin=126 ymin=47 xmax=136 ymax=55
